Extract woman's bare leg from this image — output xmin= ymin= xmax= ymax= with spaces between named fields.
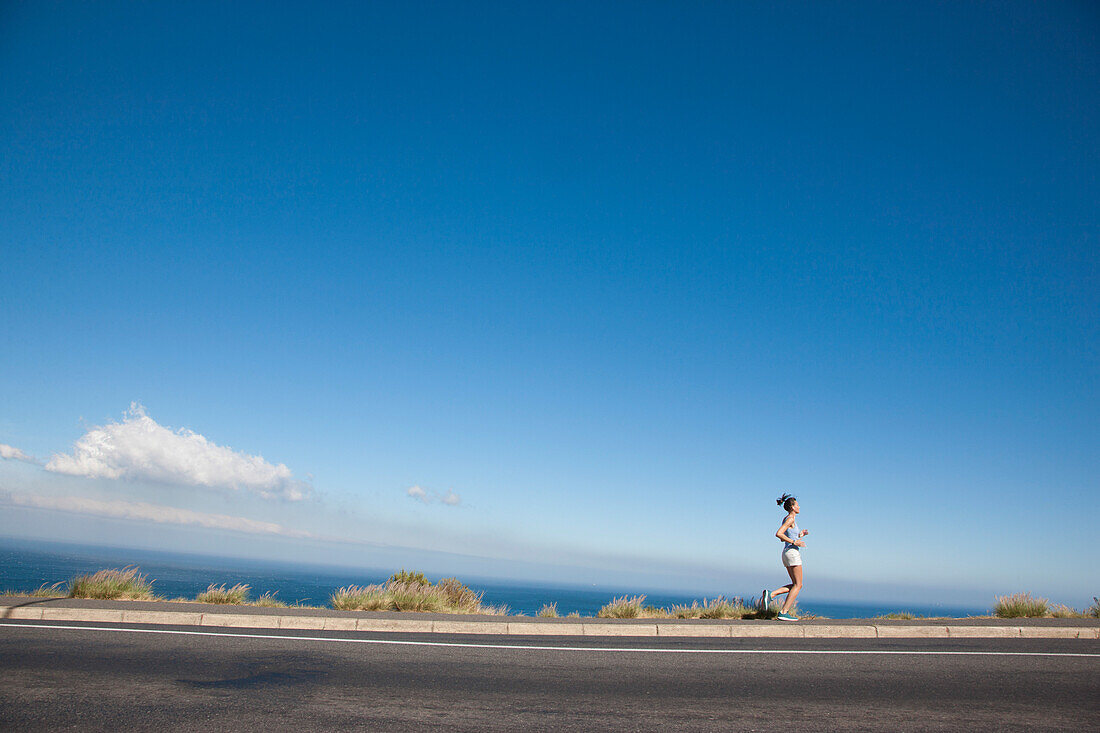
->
xmin=780 ymin=565 xmax=802 ymax=613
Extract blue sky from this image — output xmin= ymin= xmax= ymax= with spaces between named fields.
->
xmin=1 ymin=1 xmax=1097 ymax=607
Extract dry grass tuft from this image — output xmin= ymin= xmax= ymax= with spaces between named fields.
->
xmin=597 ymin=595 xmax=647 ymax=618
xmin=668 ymin=597 xmax=751 ymax=620
xmin=331 ymin=584 xmax=385 ymax=611
xmin=252 ymin=591 xmax=287 ymax=607
xmin=599 ymin=594 xmax=782 ymax=620
xmin=1 ymin=583 xmax=67 ymax=597
xmin=390 ymin=581 xmax=449 ymax=612
xmin=435 ymin=577 xmax=483 ymax=612
xmin=994 ymin=592 xmax=1049 ymax=618
xmin=537 ymin=603 xmax=559 ymax=618
xmin=68 ymin=566 xmax=156 ymax=600
xmin=742 ymin=602 xmax=815 ymax=620
xmin=331 ymin=582 xmax=438 ymax=612
xmin=331 ymin=573 xmax=496 ymax=614
xmin=877 ymin=612 xmax=917 ymax=620
xmin=31 ymin=582 xmax=67 ymax=597
xmin=196 ymin=583 xmax=250 ymax=604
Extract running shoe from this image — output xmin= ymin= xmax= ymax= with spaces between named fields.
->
xmin=776 ymin=612 xmax=799 ymax=622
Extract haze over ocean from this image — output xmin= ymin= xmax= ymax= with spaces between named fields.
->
xmin=1 ymin=2 xmax=1097 ymax=610
xmin=0 ymin=539 xmax=987 ymax=620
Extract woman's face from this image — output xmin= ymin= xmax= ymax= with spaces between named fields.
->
xmin=791 ymin=500 xmax=800 ymax=514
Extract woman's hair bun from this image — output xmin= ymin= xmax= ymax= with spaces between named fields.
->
xmin=776 ymin=492 xmax=795 ymax=508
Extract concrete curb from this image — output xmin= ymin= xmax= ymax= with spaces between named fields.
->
xmin=4 ymin=605 xmax=1098 ymax=638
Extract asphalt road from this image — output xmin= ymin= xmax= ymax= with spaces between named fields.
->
xmin=2 ymin=620 xmax=1097 ymax=731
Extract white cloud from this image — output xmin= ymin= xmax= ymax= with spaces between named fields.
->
xmin=45 ymin=403 xmax=310 ymax=501
xmin=3 ymin=491 xmax=312 ymax=538
xmin=0 ymin=443 xmax=36 ymax=463
xmin=405 ymin=484 xmax=461 ymax=507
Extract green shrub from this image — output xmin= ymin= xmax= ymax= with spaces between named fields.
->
xmin=68 ymin=567 xmax=155 ymax=600
xmin=993 ymin=592 xmax=1049 ymax=618
xmin=1089 ymin=597 xmax=1100 ymax=619
xmin=388 ymin=569 xmax=430 ymax=586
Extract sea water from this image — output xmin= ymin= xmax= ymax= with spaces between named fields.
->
xmin=0 ymin=538 xmax=986 ymax=618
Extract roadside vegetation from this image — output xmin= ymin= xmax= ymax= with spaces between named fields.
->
xmin=5 ymin=570 xmax=1093 ymax=622
xmin=747 ymin=601 xmax=815 ymax=620
xmin=196 ymin=583 xmax=251 ymax=604
xmin=0 ymin=583 xmax=68 ymax=597
xmin=596 ymin=594 xmax=813 ymax=620
xmin=671 ymin=597 xmax=754 ymax=619
xmin=253 ymin=591 xmax=288 ymax=608
xmin=389 ymin=569 xmax=430 ymax=586
xmin=989 ymin=592 xmax=1100 ymax=618
xmin=20 ymin=582 xmax=68 ymax=598
xmin=68 ymin=566 xmax=157 ymax=600
xmin=597 ymin=595 xmax=647 ymax=618
xmin=993 ymin=592 xmax=1049 ymax=618
xmin=331 ymin=572 xmax=509 ymax=615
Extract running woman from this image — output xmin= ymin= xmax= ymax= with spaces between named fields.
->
xmin=761 ymin=493 xmax=808 ymax=621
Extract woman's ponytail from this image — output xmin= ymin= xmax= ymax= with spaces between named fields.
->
xmin=776 ymin=493 xmax=796 ymax=511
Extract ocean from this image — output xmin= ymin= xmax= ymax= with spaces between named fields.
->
xmin=0 ymin=538 xmax=987 ymax=619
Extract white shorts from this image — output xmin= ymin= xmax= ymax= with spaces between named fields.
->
xmin=782 ymin=548 xmax=802 ymax=568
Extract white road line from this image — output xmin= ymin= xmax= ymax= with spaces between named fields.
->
xmin=2 ymin=622 xmax=1099 ymax=657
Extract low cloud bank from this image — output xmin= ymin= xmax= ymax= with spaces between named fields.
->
xmin=0 ymin=443 xmax=37 ymax=464
xmin=3 ymin=491 xmax=312 ymax=538
xmin=45 ymin=403 xmax=310 ymax=501
xmin=406 ymin=485 xmax=461 ymax=506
